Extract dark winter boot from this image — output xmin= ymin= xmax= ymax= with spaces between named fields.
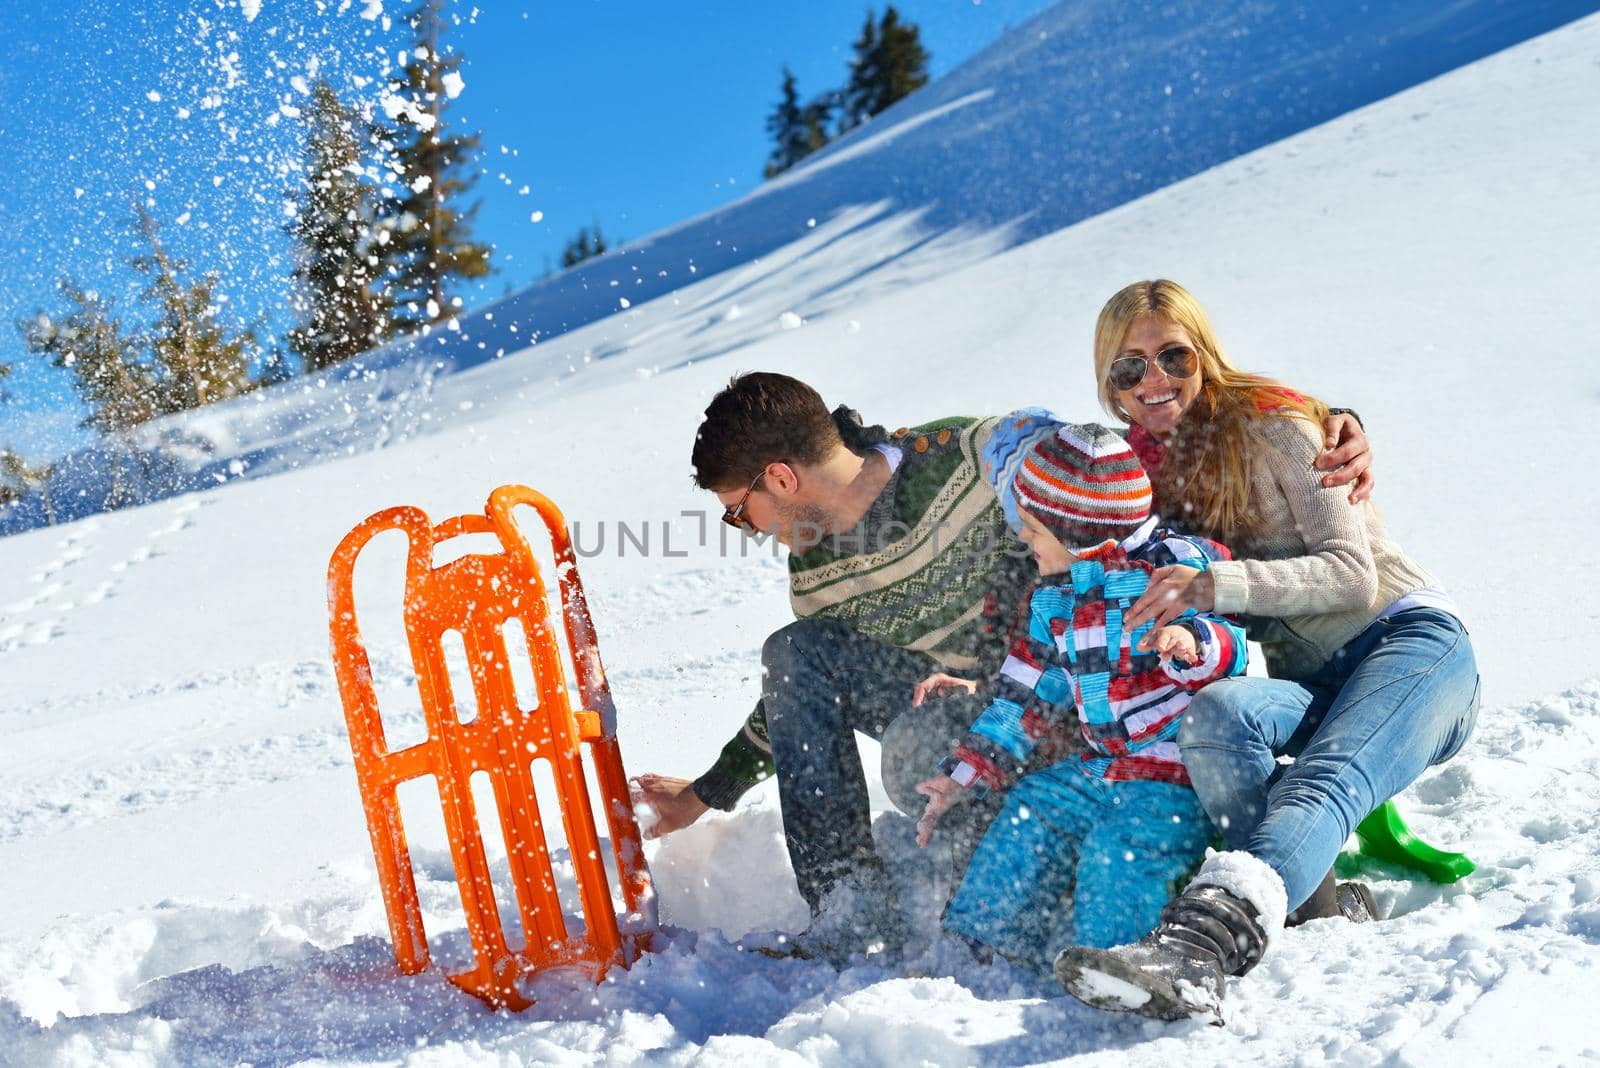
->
xmin=1336 ymin=880 xmax=1381 ymax=922
xmin=1286 ymin=869 xmax=1340 ymax=926
xmin=1054 ymin=851 xmax=1287 ymax=1021
xmin=1287 ymin=870 xmax=1381 ymax=926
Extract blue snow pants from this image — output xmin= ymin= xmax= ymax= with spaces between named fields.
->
xmin=943 ymin=765 xmax=1214 ymax=969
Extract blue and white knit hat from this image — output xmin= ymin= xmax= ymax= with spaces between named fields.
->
xmin=981 ymin=407 xmax=1063 ymax=532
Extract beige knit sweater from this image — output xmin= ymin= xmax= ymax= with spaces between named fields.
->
xmin=1207 ymin=414 xmax=1437 ymax=681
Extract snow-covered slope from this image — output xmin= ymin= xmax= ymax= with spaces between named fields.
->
xmin=3 ymin=7 xmax=1600 ymax=1066
xmin=6 ymin=0 xmax=1595 ymax=534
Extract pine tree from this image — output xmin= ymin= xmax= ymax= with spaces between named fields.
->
xmin=839 ymin=12 xmax=879 ymax=134
xmin=802 ymin=93 xmax=836 ymax=157
xmin=289 ymin=81 xmax=390 ymax=374
xmin=20 ymin=282 xmax=160 ymax=436
xmin=559 ymin=223 xmax=608 ymax=269
xmin=131 ymin=204 xmax=255 ymax=412
xmin=0 ymin=449 xmax=56 ymax=524
xmin=765 ymin=68 xmax=810 ymax=178
xmin=378 ymin=0 xmax=492 ymax=334
xmin=839 ymin=6 xmax=929 ymax=133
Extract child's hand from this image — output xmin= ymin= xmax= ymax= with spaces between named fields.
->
xmin=1143 ymin=624 xmax=1198 ymax=664
xmin=914 ymin=775 xmax=967 ymax=847
xmin=912 ymin=673 xmax=978 ymax=707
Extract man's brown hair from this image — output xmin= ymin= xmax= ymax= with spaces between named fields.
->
xmin=691 ymin=372 xmax=845 ymax=490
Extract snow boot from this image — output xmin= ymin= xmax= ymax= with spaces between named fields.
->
xmin=1054 ymin=851 xmax=1287 ymax=1021
xmin=1287 ymin=870 xmax=1380 ymax=925
xmin=1336 ymin=880 xmax=1381 ymax=922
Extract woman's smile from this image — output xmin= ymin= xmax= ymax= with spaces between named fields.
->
xmin=1115 ymin=314 xmax=1203 ymax=435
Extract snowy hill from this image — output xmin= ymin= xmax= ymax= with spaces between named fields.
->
xmin=5 ymin=0 xmax=1594 ymax=535
xmin=3 ymin=5 xmax=1600 ymax=1066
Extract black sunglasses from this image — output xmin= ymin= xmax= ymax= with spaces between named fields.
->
xmin=1107 ymin=346 xmax=1199 ymax=392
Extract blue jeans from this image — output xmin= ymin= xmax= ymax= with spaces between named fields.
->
xmin=1178 ymin=608 xmax=1480 ymax=910
xmin=944 ymin=767 xmax=1214 ymax=966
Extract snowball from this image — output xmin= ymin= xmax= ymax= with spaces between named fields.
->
xmin=425 ymin=299 xmax=439 ymax=318
xmin=778 ymin=311 xmax=804 ymax=330
xmin=619 ymin=298 xmax=631 ymax=309
xmin=441 ymin=72 xmax=465 ymax=99
xmin=410 ymin=175 xmax=431 ymax=193
xmin=360 ymin=0 xmax=383 ymax=19
xmin=146 ymin=90 xmax=162 ymax=102
xmin=529 ymin=210 xmax=543 ymax=223
xmin=241 ymin=0 xmax=261 ymax=21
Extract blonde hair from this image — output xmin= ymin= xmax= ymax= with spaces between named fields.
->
xmin=1093 ymin=279 xmax=1329 ymax=539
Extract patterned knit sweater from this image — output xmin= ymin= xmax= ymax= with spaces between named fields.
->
xmin=946 ymin=521 xmax=1247 ymax=792
xmin=692 ymin=410 xmax=1036 ymax=810
xmin=1130 ymin=413 xmax=1440 ymax=681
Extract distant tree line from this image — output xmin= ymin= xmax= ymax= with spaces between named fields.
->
xmin=765 ymin=5 xmax=930 ymax=178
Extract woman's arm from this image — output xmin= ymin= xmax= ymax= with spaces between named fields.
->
xmin=1208 ymin=415 xmax=1379 ymax=618
xmin=1123 ymin=416 xmax=1379 ymax=632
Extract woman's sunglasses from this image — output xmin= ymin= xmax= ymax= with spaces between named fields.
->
xmin=721 ymin=469 xmax=767 ymax=532
xmin=1107 ymin=346 xmax=1199 ymax=392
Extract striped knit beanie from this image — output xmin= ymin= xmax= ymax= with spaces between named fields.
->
xmin=983 ymin=411 xmax=1151 ymax=550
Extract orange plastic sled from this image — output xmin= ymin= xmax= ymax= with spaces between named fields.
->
xmin=327 ymin=484 xmax=656 ymax=1010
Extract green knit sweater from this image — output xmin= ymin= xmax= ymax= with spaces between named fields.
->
xmin=691 ymin=411 xmax=1034 ymax=810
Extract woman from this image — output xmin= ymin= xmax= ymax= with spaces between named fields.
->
xmin=1055 ymin=280 xmax=1479 ymax=1020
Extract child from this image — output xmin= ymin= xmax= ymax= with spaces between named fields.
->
xmin=913 ymin=414 xmax=1247 ymax=968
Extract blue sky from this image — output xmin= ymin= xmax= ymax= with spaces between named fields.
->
xmin=0 ymin=0 xmax=1057 ymax=461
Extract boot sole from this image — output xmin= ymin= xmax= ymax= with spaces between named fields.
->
xmin=1054 ymin=948 xmax=1219 ymax=1023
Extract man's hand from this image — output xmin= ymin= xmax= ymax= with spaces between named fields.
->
xmin=1316 ymin=411 xmax=1374 ymax=505
xmin=629 ymin=774 xmax=710 ymax=840
xmin=914 ymin=774 xmax=968 ymax=847
xmin=1143 ymin=623 xmax=1198 ymax=664
xmin=1125 ymin=565 xmax=1214 ymax=635
xmin=912 ymin=672 xmax=978 ymax=707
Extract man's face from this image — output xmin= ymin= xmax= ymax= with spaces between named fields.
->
xmin=715 ymin=464 xmax=831 ymax=551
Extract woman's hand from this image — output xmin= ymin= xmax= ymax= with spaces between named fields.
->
xmin=912 ymin=672 xmax=978 ymax=707
xmin=1316 ymin=412 xmax=1375 ymax=505
xmin=628 ymin=774 xmax=710 ymax=839
xmin=914 ymin=775 xmax=968 ymax=847
xmin=1142 ymin=623 xmax=1198 ymax=663
xmin=1124 ymin=565 xmax=1214 ymax=634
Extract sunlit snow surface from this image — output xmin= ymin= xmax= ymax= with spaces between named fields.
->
xmin=3 ymin=6 xmax=1600 ymax=1067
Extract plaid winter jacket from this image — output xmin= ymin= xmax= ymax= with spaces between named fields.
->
xmin=945 ymin=517 xmax=1247 ymax=791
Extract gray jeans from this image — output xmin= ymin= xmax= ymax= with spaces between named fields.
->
xmin=762 ymin=618 xmax=998 ymax=912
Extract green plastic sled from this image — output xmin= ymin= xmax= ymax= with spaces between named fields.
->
xmin=1353 ymin=800 xmax=1476 ymax=883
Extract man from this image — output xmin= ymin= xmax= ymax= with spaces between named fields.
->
xmin=632 ymin=373 xmax=1372 ymax=962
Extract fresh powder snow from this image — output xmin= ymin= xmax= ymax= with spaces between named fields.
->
xmin=2 ymin=5 xmax=1600 ymax=1067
